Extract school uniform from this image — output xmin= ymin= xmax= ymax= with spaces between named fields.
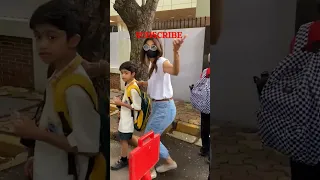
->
xmin=33 ymin=57 xmax=100 ymax=180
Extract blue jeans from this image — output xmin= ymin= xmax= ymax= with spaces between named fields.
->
xmin=144 ymin=99 xmax=176 ymax=159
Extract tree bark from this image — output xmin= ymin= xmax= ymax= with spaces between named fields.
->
xmin=68 ymin=0 xmax=109 ymax=100
xmin=114 ymin=0 xmax=159 ymax=81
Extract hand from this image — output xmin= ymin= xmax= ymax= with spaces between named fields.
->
xmin=173 ymin=35 xmax=187 ymax=52
xmin=113 ymin=96 xmax=122 ymax=106
xmin=13 ymin=118 xmax=39 ymax=139
xmin=136 ymin=81 xmax=144 ymax=87
xmin=24 ymin=157 xmax=34 ymax=179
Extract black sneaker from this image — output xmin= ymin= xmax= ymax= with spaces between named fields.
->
xmin=111 ymin=159 xmax=128 ymax=170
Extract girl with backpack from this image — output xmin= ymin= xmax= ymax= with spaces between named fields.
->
xmin=137 ymin=36 xmax=187 ymax=179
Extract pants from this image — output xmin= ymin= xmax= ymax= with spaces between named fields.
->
xmin=290 ymin=159 xmax=320 ymax=180
xmin=201 ymin=113 xmax=210 ymax=152
xmin=144 ymin=99 xmax=176 ymax=159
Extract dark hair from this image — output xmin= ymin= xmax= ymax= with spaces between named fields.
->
xmin=29 ymin=0 xmax=80 ymax=38
xmin=119 ymin=61 xmax=137 ymax=74
xmin=140 ymin=38 xmax=164 ymax=78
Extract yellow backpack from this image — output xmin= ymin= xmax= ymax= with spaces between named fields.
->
xmin=51 ymin=56 xmax=108 ymax=180
xmin=126 ymin=81 xmax=151 ymax=131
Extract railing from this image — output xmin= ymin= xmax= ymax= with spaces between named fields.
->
xmin=152 ymin=16 xmax=210 ymax=30
xmin=109 ymin=16 xmax=210 ymax=33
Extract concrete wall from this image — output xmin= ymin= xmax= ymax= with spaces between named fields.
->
xmin=196 ymin=0 xmax=210 ymax=17
xmin=211 ymin=0 xmax=297 ymax=128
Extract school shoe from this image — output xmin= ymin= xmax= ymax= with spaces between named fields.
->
xmin=110 ymin=159 xmax=128 ymax=170
xmin=156 ymin=161 xmax=178 ymax=173
xmin=151 ymin=169 xmax=157 ymax=179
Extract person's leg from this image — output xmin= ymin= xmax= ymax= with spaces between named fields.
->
xmin=153 ymin=100 xmax=178 ymax=173
xmin=111 ymin=133 xmax=132 ymax=170
xmin=129 ymin=134 xmax=139 ymax=147
xmin=290 ymin=159 xmax=320 ymax=180
xmin=200 ymin=113 xmax=210 ymax=156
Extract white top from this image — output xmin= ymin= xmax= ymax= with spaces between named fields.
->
xmin=118 ymin=82 xmax=141 ymax=133
xmin=147 ymin=57 xmax=173 ymax=100
xmin=33 ymin=65 xmax=100 ymax=180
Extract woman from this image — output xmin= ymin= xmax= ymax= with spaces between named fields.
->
xmin=137 ymin=36 xmax=186 ymax=178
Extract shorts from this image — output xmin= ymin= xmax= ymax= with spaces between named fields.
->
xmin=118 ymin=131 xmax=133 ymax=141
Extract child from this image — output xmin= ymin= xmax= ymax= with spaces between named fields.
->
xmin=111 ymin=61 xmax=141 ymax=170
xmin=13 ymin=1 xmax=100 ymax=180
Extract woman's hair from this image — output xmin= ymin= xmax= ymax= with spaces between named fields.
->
xmin=140 ymin=38 xmax=164 ymax=78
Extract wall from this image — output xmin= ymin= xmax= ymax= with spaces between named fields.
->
xmin=211 ymin=0 xmax=297 ymax=128
xmin=196 ymin=0 xmax=210 ymax=17
xmin=110 ymin=27 xmax=206 ymax=101
xmin=0 ymin=17 xmax=48 ymax=92
xmin=0 ymin=35 xmax=34 ymax=88
xmin=0 ymin=0 xmax=48 ymax=19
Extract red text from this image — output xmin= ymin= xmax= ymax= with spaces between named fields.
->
xmin=136 ymin=31 xmax=183 ymax=39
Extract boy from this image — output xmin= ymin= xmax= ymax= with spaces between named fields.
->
xmin=111 ymin=61 xmax=141 ymax=170
xmin=13 ymin=1 xmax=100 ymax=180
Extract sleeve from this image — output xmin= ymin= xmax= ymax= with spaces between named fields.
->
xmin=65 ymin=86 xmax=100 ymax=153
xmin=130 ymin=89 xmax=141 ymax=111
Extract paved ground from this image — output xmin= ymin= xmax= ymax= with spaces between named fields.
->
xmin=211 ymin=126 xmax=291 ymax=180
xmin=0 ymin=88 xmax=293 ymax=180
xmin=110 ymin=136 xmax=209 ymax=180
xmin=0 ymin=135 xmax=209 ymax=180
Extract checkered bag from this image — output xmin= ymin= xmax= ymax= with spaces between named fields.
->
xmin=190 ymin=68 xmax=210 ymax=114
xmin=258 ymin=21 xmax=320 ymax=165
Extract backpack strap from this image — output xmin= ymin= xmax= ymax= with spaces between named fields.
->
xmin=52 ymin=73 xmax=98 ymax=180
xmin=126 ymin=82 xmax=141 ymax=118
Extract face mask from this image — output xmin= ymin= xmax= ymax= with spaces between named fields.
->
xmin=146 ymin=50 xmax=158 ymax=58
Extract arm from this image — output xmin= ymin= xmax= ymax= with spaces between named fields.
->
xmin=116 ymin=89 xmax=141 ymax=111
xmin=34 ymin=86 xmax=100 ymax=154
xmin=163 ymin=51 xmax=180 ymax=76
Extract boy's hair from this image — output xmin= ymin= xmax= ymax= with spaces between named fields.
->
xmin=119 ymin=61 xmax=137 ymax=74
xmin=29 ymin=0 xmax=80 ymax=38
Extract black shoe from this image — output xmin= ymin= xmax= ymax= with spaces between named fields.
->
xmin=111 ymin=158 xmax=128 ymax=170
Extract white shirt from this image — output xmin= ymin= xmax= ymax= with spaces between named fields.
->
xmin=147 ymin=57 xmax=173 ymax=100
xmin=33 ymin=65 xmax=100 ymax=180
xmin=118 ymin=82 xmax=141 ymax=133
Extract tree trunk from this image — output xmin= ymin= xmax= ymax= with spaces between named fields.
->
xmin=114 ymin=0 xmax=159 ymax=81
xmin=68 ymin=0 xmax=109 ymax=101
